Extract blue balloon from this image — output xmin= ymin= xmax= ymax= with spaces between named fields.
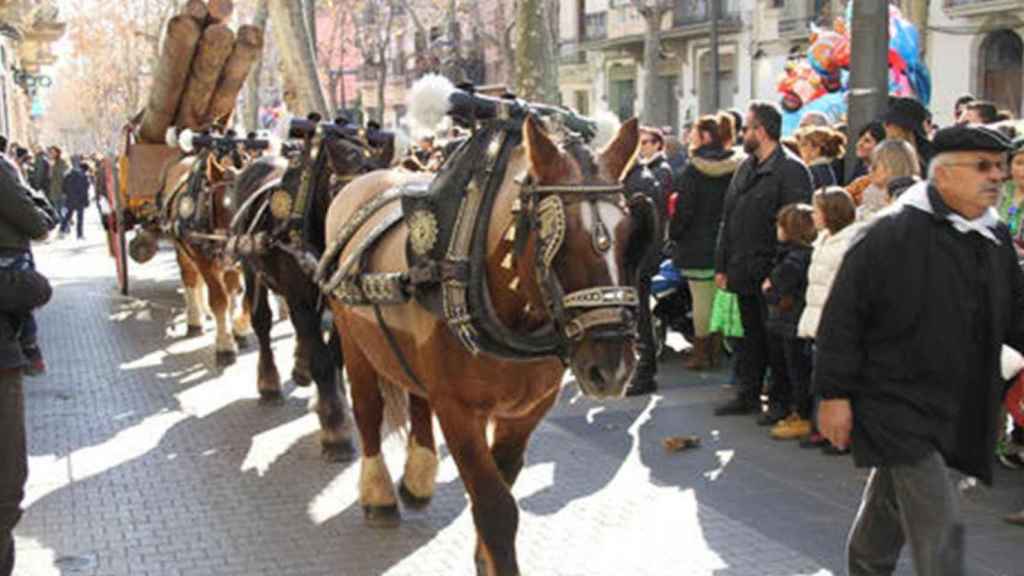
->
xmin=781 ymin=92 xmax=848 ymax=137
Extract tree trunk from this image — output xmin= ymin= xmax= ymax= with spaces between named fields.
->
xmin=175 ymin=24 xmax=236 ymax=130
xmin=139 ymin=14 xmax=203 ymax=143
xmin=304 ymin=0 xmax=317 ymax=53
xmin=205 ymin=25 xmax=265 ymax=126
xmin=639 ymin=9 xmax=663 ymax=124
xmin=207 ymin=0 xmax=235 ymax=24
xmin=245 ymin=0 xmax=270 ymax=132
xmin=515 ymin=0 xmax=558 ymax=103
xmin=268 ymin=0 xmax=329 ymax=117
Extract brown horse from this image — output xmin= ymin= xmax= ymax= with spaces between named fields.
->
xmin=323 ymin=114 xmax=653 ymax=575
xmin=161 ymin=144 xmax=253 ymax=366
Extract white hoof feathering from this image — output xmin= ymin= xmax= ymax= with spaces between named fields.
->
xmin=233 ymin=311 xmax=253 ymax=336
xmin=215 ymin=330 xmax=238 ymax=353
xmin=403 ymin=440 xmax=439 ymax=499
xmin=408 ymin=74 xmax=456 ymax=135
xmin=360 ymin=455 xmax=397 ymax=507
xmin=185 ymin=285 xmax=204 ymax=328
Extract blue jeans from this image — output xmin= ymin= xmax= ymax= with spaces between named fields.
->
xmin=60 ymin=205 xmax=85 ymax=238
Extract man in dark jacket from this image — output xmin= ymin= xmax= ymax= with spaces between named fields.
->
xmin=713 ymin=101 xmax=814 ymax=420
xmin=29 ymin=146 xmax=50 ymax=194
xmin=0 ymin=148 xmax=53 ymax=576
xmin=816 ymin=125 xmax=1022 ymax=574
xmin=624 ymin=127 xmax=673 ymax=396
xmin=60 ymin=162 xmax=91 ymax=240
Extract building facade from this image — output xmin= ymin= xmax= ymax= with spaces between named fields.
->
xmin=926 ymin=0 xmax=1023 ymax=126
xmin=0 ymin=0 xmax=65 ymax=146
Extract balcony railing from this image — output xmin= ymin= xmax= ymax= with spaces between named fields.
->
xmin=558 ymin=41 xmax=587 ymax=65
xmin=944 ymin=0 xmax=1018 ymax=13
xmin=673 ymin=0 xmax=741 ymax=27
xmin=583 ymin=12 xmax=607 ymax=41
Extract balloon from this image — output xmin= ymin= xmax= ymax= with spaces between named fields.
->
xmin=807 ymin=30 xmax=848 ymax=78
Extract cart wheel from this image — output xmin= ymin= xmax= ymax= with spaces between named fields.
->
xmin=108 ymin=163 xmax=129 ymax=296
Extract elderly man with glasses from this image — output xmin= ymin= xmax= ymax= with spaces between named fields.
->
xmin=816 ymin=124 xmax=1023 ymax=575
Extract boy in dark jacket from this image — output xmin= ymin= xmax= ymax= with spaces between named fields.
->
xmin=762 ymin=204 xmax=816 ymax=440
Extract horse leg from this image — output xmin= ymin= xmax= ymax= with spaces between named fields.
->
xmin=246 ymin=268 xmax=281 ymax=404
xmin=198 ymin=260 xmax=237 ymax=367
xmin=224 ymin=266 xmax=252 ymax=349
xmin=434 ymin=401 xmax=520 ymax=576
xmin=176 ymin=248 xmax=204 ymax=337
xmin=288 ymin=300 xmax=318 ymax=387
xmin=399 ymin=394 xmax=438 ymax=508
xmin=311 ymin=309 xmax=355 ymax=461
xmin=490 ymin=387 xmax=558 ymax=487
xmin=343 ymin=334 xmax=399 ymax=526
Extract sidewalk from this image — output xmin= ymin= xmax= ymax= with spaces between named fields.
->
xmin=12 ymin=215 xmax=1024 ymax=576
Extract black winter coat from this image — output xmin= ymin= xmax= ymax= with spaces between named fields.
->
xmin=670 ymin=146 xmax=744 ymax=270
xmin=808 ymin=159 xmax=838 ymax=190
xmin=764 ymin=243 xmax=812 ymax=338
xmin=62 ymin=169 xmax=90 ymax=210
xmin=815 ymin=184 xmax=1024 ymax=484
xmin=715 ymin=145 xmax=814 ymax=295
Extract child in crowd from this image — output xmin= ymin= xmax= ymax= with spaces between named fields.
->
xmin=763 ymin=204 xmax=818 ymax=440
xmin=796 ymin=187 xmax=858 ymax=451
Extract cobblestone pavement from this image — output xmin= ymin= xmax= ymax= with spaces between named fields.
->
xmin=12 ymin=217 xmax=1024 ymax=576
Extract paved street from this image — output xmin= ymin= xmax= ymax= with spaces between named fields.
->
xmin=12 ymin=217 xmax=1024 ymax=576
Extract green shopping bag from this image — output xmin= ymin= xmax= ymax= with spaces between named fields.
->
xmin=709 ymin=289 xmax=743 ymax=338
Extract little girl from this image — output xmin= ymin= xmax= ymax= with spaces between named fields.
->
xmin=796 ymin=187 xmax=858 ymax=452
xmin=762 ymin=204 xmax=817 ymax=440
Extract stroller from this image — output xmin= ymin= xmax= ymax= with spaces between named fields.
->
xmin=649 ymin=258 xmax=694 ymax=358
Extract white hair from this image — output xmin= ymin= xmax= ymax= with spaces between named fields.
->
xmin=927 ymin=153 xmax=953 ymax=181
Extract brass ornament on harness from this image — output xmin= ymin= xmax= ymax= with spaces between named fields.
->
xmin=407 ymin=210 xmax=440 ymax=256
xmin=269 ymin=189 xmax=293 ymax=220
xmin=177 ymin=195 xmax=196 ymax=220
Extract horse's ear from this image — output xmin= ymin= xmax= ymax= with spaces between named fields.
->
xmin=524 ymin=113 xmax=567 ymax=183
xmin=599 ymin=117 xmax=640 ymax=182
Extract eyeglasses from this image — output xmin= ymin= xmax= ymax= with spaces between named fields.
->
xmin=943 ymin=159 xmax=1007 ymax=174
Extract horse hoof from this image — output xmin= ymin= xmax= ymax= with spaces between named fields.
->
xmin=321 ymin=440 xmax=357 ymax=463
xmin=292 ymin=369 xmax=313 ymax=387
xmin=216 ymin=350 xmax=237 ymax=367
xmin=398 ymin=478 xmax=432 ymax=510
xmin=234 ymin=334 xmax=251 ymax=349
xmin=258 ymin=390 xmax=285 ymax=406
xmin=185 ymin=325 xmax=203 ymax=338
xmin=362 ymin=504 xmax=401 ymax=528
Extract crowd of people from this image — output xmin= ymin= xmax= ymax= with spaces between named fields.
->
xmin=619 ymin=95 xmax=1024 ymax=574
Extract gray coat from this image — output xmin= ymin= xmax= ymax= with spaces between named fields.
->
xmin=0 ymin=155 xmax=50 ymax=252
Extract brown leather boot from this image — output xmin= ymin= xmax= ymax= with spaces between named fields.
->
xmin=685 ymin=336 xmax=710 ymax=370
xmin=707 ymin=332 xmax=723 ymax=369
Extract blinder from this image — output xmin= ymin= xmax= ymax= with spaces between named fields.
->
xmin=516 ymin=176 xmax=642 ymax=352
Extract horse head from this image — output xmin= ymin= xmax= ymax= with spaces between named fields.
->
xmin=512 ymin=113 xmax=658 ymax=398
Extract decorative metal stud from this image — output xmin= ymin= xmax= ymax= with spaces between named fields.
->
xmin=501 ymin=253 xmax=514 ymax=270
xmin=504 ymin=224 xmax=516 ymax=243
xmin=508 ymin=277 xmax=520 ymax=292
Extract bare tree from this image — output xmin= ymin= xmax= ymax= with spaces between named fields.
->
xmin=352 ymin=0 xmax=399 ymax=123
xmin=245 ymin=0 xmax=270 ymax=131
xmin=515 ymin=0 xmax=557 ymax=102
xmin=268 ymin=0 xmax=329 ymax=116
xmin=629 ymin=0 xmax=673 ymax=123
xmin=467 ymin=0 xmax=515 ymax=87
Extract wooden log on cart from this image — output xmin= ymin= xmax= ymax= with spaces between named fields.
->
xmin=175 ymin=23 xmax=236 ymax=130
xmin=204 ymin=25 xmax=264 ymax=126
xmin=138 ymin=15 xmax=203 ymax=143
xmin=206 ymin=0 xmax=235 ymax=24
xmin=182 ymin=0 xmax=208 ymax=21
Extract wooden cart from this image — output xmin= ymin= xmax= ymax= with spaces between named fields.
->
xmin=104 ymin=128 xmax=181 ymax=295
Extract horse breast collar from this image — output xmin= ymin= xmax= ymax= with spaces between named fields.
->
xmin=316 ymin=114 xmax=640 ymax=363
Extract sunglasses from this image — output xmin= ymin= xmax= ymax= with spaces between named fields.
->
xmin=943 ymin=159 xmax=1007 ymax=174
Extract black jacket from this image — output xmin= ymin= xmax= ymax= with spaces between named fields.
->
xmin=715 ymin=144 xmax=814 ymax=295
xmin=0 ymin=155 xmax=51 ymax=252
xmin=670 ymin=146 xmax=744 ymax=270
xmin=764 ymin=243 xmax=812 ymax=338
xmin=808 ymin=159 xmax=838 ymax=190
xmin=62 ymin=168 xmax=90 ymax=210
xmin=30 ymin=155 xmax=50 ymax=193
xmin=815 ymin=184 xmax=1024 ymax=484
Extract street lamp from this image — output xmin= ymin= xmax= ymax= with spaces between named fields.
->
xmin=10 ymin=66 xmax=53 ymax=97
